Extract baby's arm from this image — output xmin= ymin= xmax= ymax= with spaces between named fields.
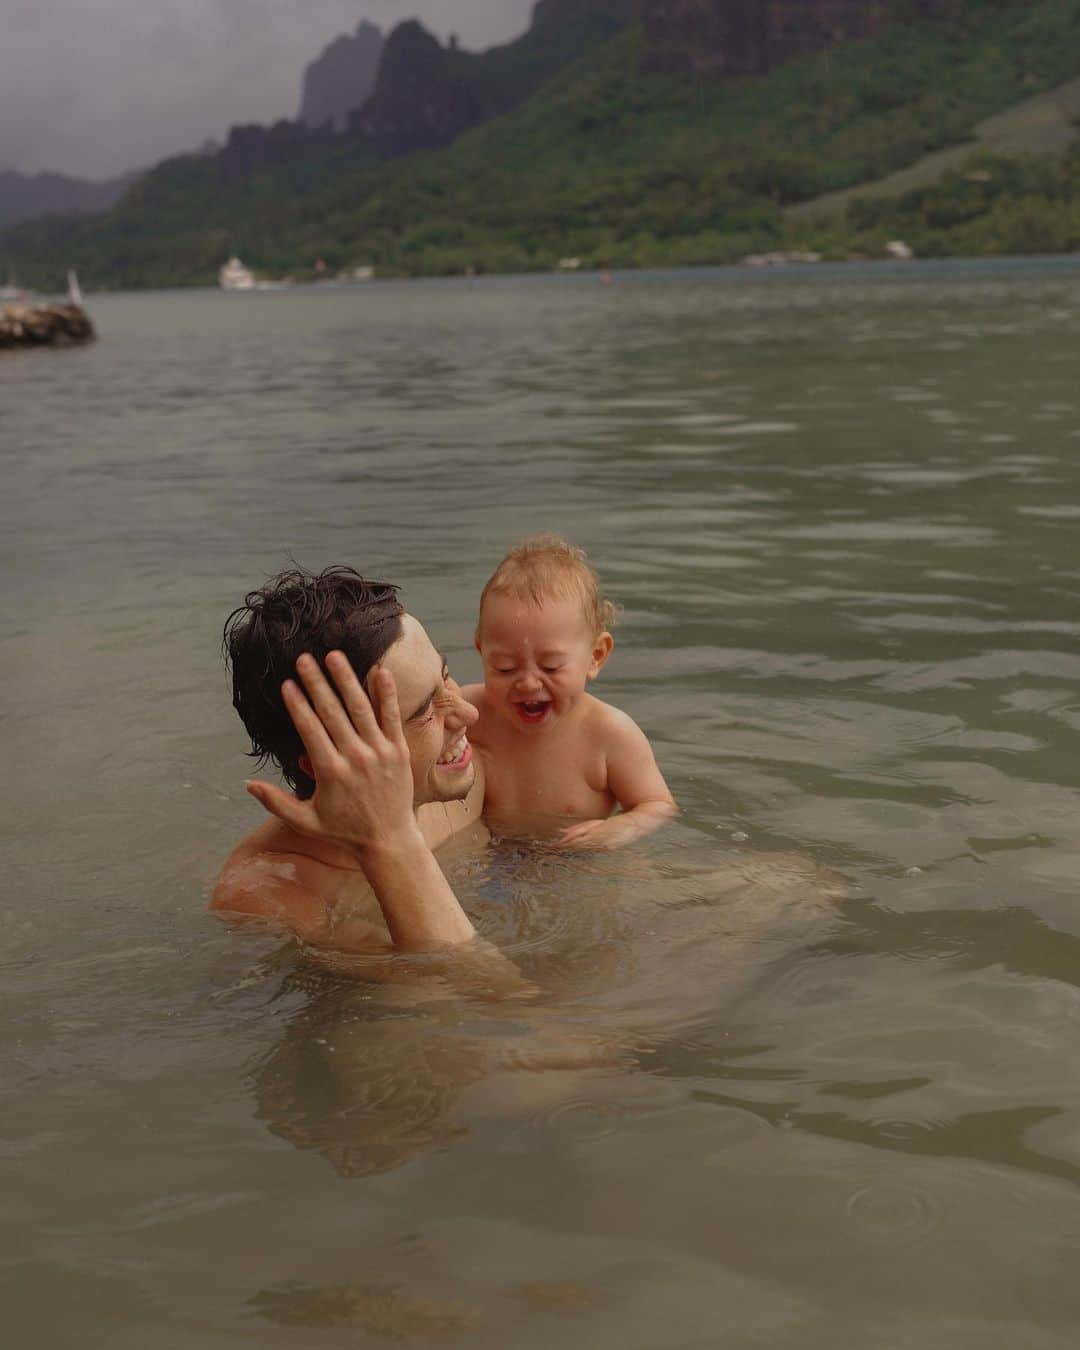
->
xmin=559 ymin=708 xmax=677 ymax=850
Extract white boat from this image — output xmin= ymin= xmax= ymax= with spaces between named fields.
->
xmin=219 ymin=256 xmax=256 ymax=291
xmin=66 ymin=269 xmax=83 ymax=306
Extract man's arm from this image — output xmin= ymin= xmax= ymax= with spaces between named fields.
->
xmin=558 ymin=708 xmax=678 ymax=850
xmin=245 ymin=652 xmax=476 ymax=949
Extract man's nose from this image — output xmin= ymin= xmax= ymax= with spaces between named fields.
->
xmin=448 ymin=687 xmax=479 ymax=728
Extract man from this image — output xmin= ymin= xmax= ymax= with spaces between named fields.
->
xmin=212 ymin=565 xmax=487 ymax=953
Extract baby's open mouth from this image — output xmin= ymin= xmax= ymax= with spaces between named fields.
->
xmin=517 ymin=700 xmax=551 ymax=724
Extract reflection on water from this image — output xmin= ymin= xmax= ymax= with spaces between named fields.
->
xmin=5 ymin=261 xmax=1080 ymax=1346
xmin=254 ymin=843 xmax=833 ymax=1180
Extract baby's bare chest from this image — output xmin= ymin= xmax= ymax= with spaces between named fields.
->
xmin=480 ymin=739 xmax=613 ymax=821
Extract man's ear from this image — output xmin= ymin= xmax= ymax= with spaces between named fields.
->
xmin=588 ymin=631 xmax=614 ymax=680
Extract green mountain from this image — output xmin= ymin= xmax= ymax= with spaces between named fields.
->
xmin=4 ymin=0 xmax=1080 ymax=290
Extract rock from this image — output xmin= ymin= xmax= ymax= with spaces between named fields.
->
xmin=349 ymin=3 xmax=639 ymax=159
xmin=643 ymin=1 xmax=899 ymax=77
xmin=298 ymin=20 xmax=384 ymax=132
xmin=0 ymin=302 xmax=95 ymax=350
xmin=348 ymin=20 xmax=512 ymax=157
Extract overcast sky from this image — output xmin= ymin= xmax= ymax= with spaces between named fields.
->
xmin=3 ymin=1 xmax=537 ymax=180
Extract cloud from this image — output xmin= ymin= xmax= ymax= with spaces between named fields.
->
xmin=1 ymin=1 xmax=536 ymax=179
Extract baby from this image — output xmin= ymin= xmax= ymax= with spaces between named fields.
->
xmin=462 ymin=535 xmax=677 ymax=849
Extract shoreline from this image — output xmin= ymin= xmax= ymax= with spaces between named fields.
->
xmin=72 ymin=251 xmax=1080 ymax=300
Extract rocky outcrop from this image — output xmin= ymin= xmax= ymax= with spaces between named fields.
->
xmin=349 ymin=2 xmax=640 ymax=159
xmin=769 ymin=0 xmax=892 ymax=61
xmin=643 ymin=0 xmax=896 ymax=75
xmin=529 ymin=0 xmax=641 ymax=40
xmin=0 ymin=303 xmax=94 ymax=349
xmin=298 ymin=19 xmax=384 ymax=131
xmin=347 ymin=21 xmax=513 ymax=158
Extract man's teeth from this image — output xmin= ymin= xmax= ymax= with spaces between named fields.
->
xmin=438 ymin=735 xmax=467 ymax=765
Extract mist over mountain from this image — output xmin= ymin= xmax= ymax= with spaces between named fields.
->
xmin=298 ymin=19 xmax=384 ymax=132
xmin=0 ymin=169 xmax=132 ymax=230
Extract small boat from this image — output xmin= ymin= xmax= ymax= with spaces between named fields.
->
xmin=67 ymin=269 xmax=83 ymax=306
xmin=219 ymin=256 xmax=256 ymax=291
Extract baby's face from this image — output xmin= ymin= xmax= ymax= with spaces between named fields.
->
xmin=476 ymin=592 xmax=612 ymax=733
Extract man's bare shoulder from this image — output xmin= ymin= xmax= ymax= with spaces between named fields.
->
xmin=211 ymin=821 xmax=365 ymax=927
xmin=211 ymin=778 xmax=487 ymax=950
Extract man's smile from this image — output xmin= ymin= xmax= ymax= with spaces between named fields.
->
xmin=437 ymin=733 xmax=473 ymax=768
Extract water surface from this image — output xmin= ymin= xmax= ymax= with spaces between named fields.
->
xmin=4 ymin=260 xmax=1080 ymax=1347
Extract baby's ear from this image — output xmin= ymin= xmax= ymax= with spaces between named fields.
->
xmin=588 ymin=631 xmax=614 ymax=679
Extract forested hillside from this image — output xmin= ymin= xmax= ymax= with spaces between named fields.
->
xmin=3 ymin=0 xmax=1080 ymax=289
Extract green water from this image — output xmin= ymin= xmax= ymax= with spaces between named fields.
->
xmin=4 ymin=261 xmax=1080 ymax=1346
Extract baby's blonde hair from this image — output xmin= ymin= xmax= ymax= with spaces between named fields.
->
xmin=478 ymin=534 xmax=618 ymax=639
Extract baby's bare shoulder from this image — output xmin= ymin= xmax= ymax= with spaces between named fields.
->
xmin=584 ymin=695 xmax=649 ymax=749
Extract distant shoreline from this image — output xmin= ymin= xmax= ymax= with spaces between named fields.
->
xmin=76 ymin=251 xmax=1080 ymax=301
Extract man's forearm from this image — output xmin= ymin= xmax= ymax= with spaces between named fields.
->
xmin=355 ymin=827 xmax=476 ymax=949
xmin=351 ymin=830 xmax=534 ymax=996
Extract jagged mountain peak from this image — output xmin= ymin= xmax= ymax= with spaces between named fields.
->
xmin=298 ymin=17 xmax=384 ymax=132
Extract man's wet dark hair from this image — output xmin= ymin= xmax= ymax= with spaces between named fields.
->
xmin=223 ymin=565 xmax=404 ymax=799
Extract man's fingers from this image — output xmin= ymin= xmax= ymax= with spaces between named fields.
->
xmin=369 ymin=667 xmax=405 ymax=744
xmin=246 ymin=779 xmax=316 ymax=835
xmin=324 ymin=650 xmax=383 ymax=744
xmin=281 ymin=677 xmax=340 ymax=775
xmin=296 ymin=654 xmax=365 ymax=752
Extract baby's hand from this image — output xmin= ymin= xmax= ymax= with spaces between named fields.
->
xmin=557 ymin=816 xmax=640 ymax=851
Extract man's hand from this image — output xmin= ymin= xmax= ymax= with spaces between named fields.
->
xmin=246 ymin=652 xmax=417 ymax=856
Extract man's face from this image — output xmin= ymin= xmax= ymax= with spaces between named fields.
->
xmin=377 ymin=614 xmax=478 ymax=806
